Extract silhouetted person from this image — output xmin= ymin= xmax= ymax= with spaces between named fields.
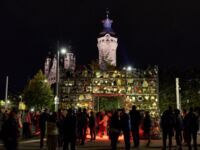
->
xmin=129 ymin=105 xmax=141 ymax=147
xmin=110 ymin=110 xmax=121 ymax=150
xmin=174 ymin=109 xmax=183 ymax=150
xmin=39 ymin=108 xmax=49 ymax=150
xmin=184 ymin=107 xmax=199 ymax=150
xmin=120 ymin=108 xmax=130 ymax=150
xmin=143 ymin=111 xmax=152 ymax=147
xmin=22 ymin=110 xmax=32 ymax=139
xmin=46 ymin=112 xmax=59 ymax=150
xmin=0 ymin=107 xmax=6 ymax=140
xmin=80 ymin=108 xmax=89 ymax=145
xmin=76 ymin=108 xmax=82 ymax=144
xmin=182 ymin=108 xmax=187 ymax=145
xmin=160 ymin=106 xmax=175 ymax=150
xmin=89 ymin=111 xmax=96 ymax=141
xmin=57 ymin=109 xmax=65 ymax=149
xmin=1 ymin=108 xmax=19 ymax=150
xmin=63 ymin=108 xmax=77 ymax=150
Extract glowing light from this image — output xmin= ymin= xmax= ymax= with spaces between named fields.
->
xmin=60 ymin=48 xmax=67 ymax=54
xmin=0 ymin=100 xmax=5 ymax=106
xmin=54 ymin=96 xmax=59 ymax=104
xmin=79 ymin=95 xmax=84 ymax=101
xmin=131 ymin=96 xmax=136 ymax=102
xmin=127 ymin=66 xmax=132 ymax=71
xmin=30 ymin=107 xmax=35 ymax=112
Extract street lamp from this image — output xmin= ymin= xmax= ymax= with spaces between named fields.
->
xmin=55 ymin=47 xmax=67 ymax=112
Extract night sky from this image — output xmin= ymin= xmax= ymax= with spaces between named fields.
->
xmin=1 ymin=0 xmax=200 ymax=98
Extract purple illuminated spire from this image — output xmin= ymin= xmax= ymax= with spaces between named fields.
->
xmin=99 ymin=9 xmax=115 ymax=36
xmin=102 ymin=10 xmax=113 ymax=29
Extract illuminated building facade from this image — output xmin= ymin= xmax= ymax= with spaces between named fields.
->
xmin=59 ymin=66 xmax=159 ymax=117
xmin=45 ymin=12 xmax=159 ymax=118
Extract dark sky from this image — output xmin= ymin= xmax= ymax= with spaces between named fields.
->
xmin=0 ymin=0 xmax=200 ymax=98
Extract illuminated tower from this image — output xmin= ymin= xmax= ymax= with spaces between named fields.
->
xmin=44 ymin=57 xmax=51 ymax=77
xmin=97 ymin=11 xmax=118 ymax=68
xmin=64 ymin=52 xmax=76 ymax=71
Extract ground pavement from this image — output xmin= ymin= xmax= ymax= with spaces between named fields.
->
xmin=0 ymin=135 xmax=200 ymax=150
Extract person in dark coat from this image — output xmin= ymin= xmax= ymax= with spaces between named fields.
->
xmin=110 ymin=110 xmax=121 ymax=150
xmin=46 ymin=112 xmax=59 ymax=150
xmin=160 ymin=106 xmax=175 ymax=150
xmin=182 ymin=109 xmax=187 ymax=145
xmin=22 ymin=110 xmax=32 ymax=139
xmin=0 ymin=107 xmax=6 ymax=139
xmin=129 ymin=105 xmax=141 ymax=148
xmin=184 ymin=107 xmax=199 ymax=150
xmin=63 ymin=108 xmax=77 ymax=150
xmin=57 ymin=109 xmax=65 ymax=149
xmin=174 ymin=109 xmax=183 ymax=150
xmin=76 ymin=108 xmax=82 ymax=144
xmin=120 ymin=108 xmax=130 ymax=150
xmin=39 ymin=108 xmax=49 ymax=150
xmin=1 ymin=108 xmax=19 ymax=150
xmin=142 ymin=111 xmax=152 ymax=147
xmin=80 ymin=108 xmax=89 ymax=145
xmin=89 ymin=111 xmax=96 ymax=141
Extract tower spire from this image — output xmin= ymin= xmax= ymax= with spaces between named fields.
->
xmin=102 ymin=9 xmax=113 ymax=32
xmin=106 ymin=8 xmax=109 ymax=19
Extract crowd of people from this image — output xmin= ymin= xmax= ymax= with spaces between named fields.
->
xmin=0 ymin=105 xmax=199 ymax=150
xmin=160 ymin=106 xmax=200 ymax=150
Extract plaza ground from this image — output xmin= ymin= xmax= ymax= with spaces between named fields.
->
xmin=1 ymin=135 xmax=200 ymax=150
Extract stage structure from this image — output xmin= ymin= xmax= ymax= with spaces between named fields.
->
xmin=59 ymin=67 xmax=159 ymax=117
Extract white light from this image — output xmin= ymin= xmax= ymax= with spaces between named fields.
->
xmin=123 ymin=67 xmax=126 ymax=70
xmin=127 ymin=66 xmax=132 ymax=71
xmin=6 ymin=100 xmax=10 ymax=104
xmin=30 ymin=108 xmax=35 ymax=112
xmin=54 ymin=96 xmax=59 ymax=104
xmin=60 ymin=48 xmax=67 ymax=54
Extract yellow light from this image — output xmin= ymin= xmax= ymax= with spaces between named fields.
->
xmin=152 ymin=102 xmax=157 ymax=107
xmin=79 ymin=95 xmax=84 ymax=100
xmin=0 ymin=100 xmax=5 ymax=106
xmin=19 ymin=102 xmax=26 ymax=110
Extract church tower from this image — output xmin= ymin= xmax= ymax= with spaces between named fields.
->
xmin=97 ymin=11 xmax=118 ymax=69
xmin=64 ymin=52 xmax=76 ymax=71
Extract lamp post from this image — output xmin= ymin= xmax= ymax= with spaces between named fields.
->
xmin=5 ymin=76 xmax=9 ymax=109
xmin=55 ymin=48 xmax=67 ymax=112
